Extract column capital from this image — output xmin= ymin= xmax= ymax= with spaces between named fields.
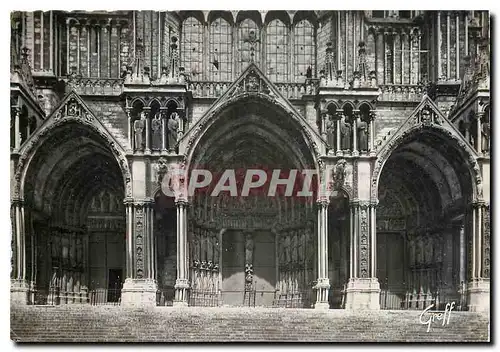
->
xmin=316 ymin=198 xmax=330 ymax=207
xmin=11 ymin=197 xmax=24 ymax=206
xmin=475 ymin=111 xmax=485 ymax=119
xmin=349 ymin=199 xmax=376 ymax=207
xmin=123 ymin=198 xmax=154 ymax=206
xmin=471 ymin=200 xmax=487 ymax=208
xmin=314 ymin=277 xmax=331 ymax=289
xmin=175 ymin=199 xmax=190 ymax=207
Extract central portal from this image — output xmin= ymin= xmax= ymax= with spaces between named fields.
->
xmin=186 ymin=97 xmax=318 ymax=308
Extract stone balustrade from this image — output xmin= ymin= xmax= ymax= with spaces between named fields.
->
xmin=378 ymin=84 xmax=425 ymax=102
xmin=65 ymin=78 xmax=124 ymax=96
xmin=187 ymin=80 xmax=316 ymax=99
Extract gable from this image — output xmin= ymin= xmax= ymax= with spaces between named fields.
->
xmin=19 ymin=90 xmax=126 ymax=155
xmin=179 ymin=63 xmax=326 ymax=156
xmin=376 ymin=94 xmax=478 ymax=157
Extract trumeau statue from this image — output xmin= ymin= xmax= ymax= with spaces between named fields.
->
xmin=134 ymin=111 xmax=147 ymax=151
xmin=151 ymin=112 xmax=162 ymax=150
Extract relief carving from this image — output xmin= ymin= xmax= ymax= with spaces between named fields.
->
xmin=483 ymin=204 xmax=490 ymax=278
xmin=244 ymin=231 xmax=254 ymax=290
xmin=359 ymin=205 xmax=369 ymax=278
xmin=135 ymin=205 xmax=145 ymax=278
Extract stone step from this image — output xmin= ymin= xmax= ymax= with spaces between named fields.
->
xmin=11 ymin=306 xmax=489 ymax=342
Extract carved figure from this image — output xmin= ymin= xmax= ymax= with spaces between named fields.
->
xmin=481 ymin=120 xmax=490 ymax=152
xmin=421 ymin=107 xmax=432 ymax=124
xmin=133 ymin=111 xmax=146 ymax=151
xmin=151 ymin=112 xmax=162 ymax=150
xmin=340 ymin=115 xmax=352 ymax=150
xmin=245 ymin=232 xmax=254 ymax=265
xmin=333 ymin=159 xmax=347 ymax=190
xmin=326 ymin=115 xmax=336 ymax=149
xmin=357 ymin=116 xmax=368 ymax=151
xmin=167 ymin=112 xmax=179 ymax=151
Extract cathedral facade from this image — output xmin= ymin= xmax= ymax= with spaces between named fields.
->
xmin=10 ymin=10 xmax=490 ymax=312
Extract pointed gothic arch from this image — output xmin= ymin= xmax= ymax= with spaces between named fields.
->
xmin=372 ymin=96 xmax=482 ymax=203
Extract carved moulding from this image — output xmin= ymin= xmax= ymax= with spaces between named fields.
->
xmin=13 ymin=115 xmax=132 ymax=200
xmin=181 ymin=92 xmax=324 ymax=174
xmin=358 ymin=201 xmax=370 ymax=278
xmin=370 ymin=124 xmax=483 ymax=202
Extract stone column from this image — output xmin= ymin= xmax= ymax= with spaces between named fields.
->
xmin=345 ymin=200 xmax=380 ymax=310
xmin=144 ymin=108 xmax=151 ymax=154
xmin=476 ymin=111 xmax=484 ymax=153
xmin=126 ymin=108 xmax=133 ymax=152
xmin=441 ymin=223 xmax=454 ymax=296
xmin=13 ymin=107 xmax=21 ymax=151
xmin=121 ymin=198 xmax=158 ymax=307
xmin=314 ymin=199 xmax=330 ymax=309
xmin=467 ymin=201 xmax=490 ymax=312
xmin=336 ymin=115 xmax=342 ymax=156
xmin=352 ymin=112 xmax=358 ymax=156
xmin=174 ymin=199 xmax=189 ymax=306
xmin=369 ymin=112 xmax=376 ymax=156
xmin=161 ymin=109 xmax=167 ymax=152
xmin=11 ymin=197 xmax=30 ymax=305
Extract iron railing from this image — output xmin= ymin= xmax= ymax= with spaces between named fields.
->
xmin=273 ymin=290 xmax=314 ymax=308
xmin=89 ymin=289 xmax=121 ymax=306
xmin=380 ymin=285 xmax=468 ymax=311
xmin=26 ymin=286 xmax=90 ymax=305
xmin=188 ymin=289 xmax=221 ymax=307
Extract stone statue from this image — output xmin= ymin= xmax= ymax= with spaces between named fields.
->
xmin=469 ymin=119 xmax=477 ymax=146
xmin=340 ymin=114 xmax=352 ymax=150
xmin=134 ymin=111 xmax=146 ymax=151
xmin=167 ymin=112 xmax=179 ymax=151
xmin=244 ymin=231 xmax=254 ymax=290
xmin=245 ymin=232 xmax=254 ymax=265
xmin=421 ymin=107 xmax=432 ymax=124
xmin=326 ymin=115 xmax=336 ymax=150
xmin=151 ymin=112 xmax=162 ymax=150
xmin=333 ymin=159 xmax=347 ymax=190
xmin=481 ymin=120 xmax=490 ymax=152
xmin=357 ymin=116 xmax=368 ymax=151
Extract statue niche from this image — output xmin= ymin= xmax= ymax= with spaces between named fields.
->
xmin=134 ymin=111 xmax=147 ymax=151
xmin=339 ymin=113 xmax=352 ymax=151
xmin=356 ymin=115 xmax=368 ymax=152
xmin=167 ymin=112 xmax=180 ymax=151
xmin=151 ymin=112 xmax=163 ymax=151
xmin=325 ymin=113 xmax=336 ymax=151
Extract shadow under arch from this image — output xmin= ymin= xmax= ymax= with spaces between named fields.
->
xmin=17 ymin=119 xmax=129 ymax=305
xmin=373 ymin=124 xmax=480 ymax=310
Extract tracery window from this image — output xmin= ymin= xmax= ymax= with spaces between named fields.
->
xmin=266 ymin=19 xmax=288 ymax=82
xmin=209 ymin=17 xmax=232 ymax=81
xmin=238 ymin=18 xmax=260 ymax=72
xmin=294 ymin=20 xmax=315 ymax=82
xmin=181 ymin=17 xmax=203 ymax=80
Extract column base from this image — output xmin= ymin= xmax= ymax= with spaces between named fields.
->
xmin=314 ymin=302 xmax=330 ymax=310
xmin=468 ymin=278 xmax=490 ymax=313
xmin=314 ymin=278 xmax=330 ymax=309
xmin=120 ymin=278 xmax=158 ymax=307
xmin=11 ymin=279 xmax=30 ymax=305
xmin=344 ymin=277 xmax=380 ymax=310
xmin=174 ymin=279 xmax=190 ymax=306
